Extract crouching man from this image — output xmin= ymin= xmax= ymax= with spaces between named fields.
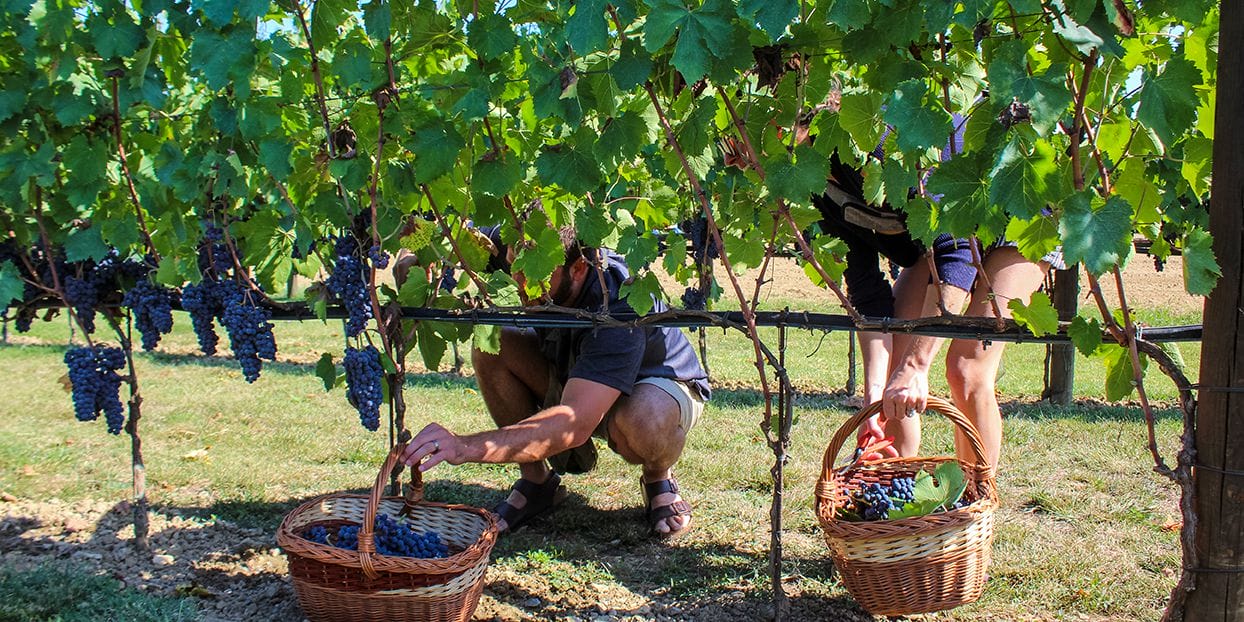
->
xmin=398 ymin=225 xmax=710 ymax=539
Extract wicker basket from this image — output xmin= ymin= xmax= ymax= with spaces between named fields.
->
xmin=814 ymin=396 xmax=997 ymax=616
xmin=277 ymin=442 xmax=498 ymax=622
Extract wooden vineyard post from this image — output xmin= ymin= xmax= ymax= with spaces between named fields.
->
xmin=1185 ymin=0 xmax=1244 ymax=618
xmin=1042 ymin=267 xmax=1078 ymax=404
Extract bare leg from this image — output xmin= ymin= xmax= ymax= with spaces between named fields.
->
xmin=472 ymin=327 xmax=556 ymax=528
xmin=885 ymin=260 xmax=932 ymax=456
xmin=607 ymin=384 xmax=691 ymax=535
xmin=945 ymin=247 xmax=1049 ymax=475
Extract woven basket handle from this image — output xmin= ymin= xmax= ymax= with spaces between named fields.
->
xmin=820 ymin=396 xmax=994 ymax=489
xmin=357 ymin=440 xmax=418 ymax=579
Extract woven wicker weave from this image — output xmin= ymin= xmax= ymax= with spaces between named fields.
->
xmin=278 ymin=442 xmax=498 ymax=622
xmin=815 ymin=397 xmax=996 ymax=616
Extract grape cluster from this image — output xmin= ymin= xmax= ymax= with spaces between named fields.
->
xmin=846 ymin=477 xmax=920 ymax=521
xmin=63 ymin=275 xmax=99 ymax=333
xmin=889 ymin=476 xmax=916 ymax=504
xmin=325 ymin=236 xmax=373 ymax=338
xmin=180 ymin=281 xmax=225 ymax=355
xmin=681 ymin=286 xmax=706 ymax=310
xmin=64 ymin=346 xmax=127 ymax=434
xmin=200 ymin=225 xmax=233 ymax=276
xmin=218 ymin=284 xmax=278 ymax=383
xmin=344 ymin=345 xmax=384 ymax=431
xmin=439 ymin=266 xmax=457 ymax=292
xmin=123 ymin=280 xmax=174 ymax=351
xmin=853 ymin=483 xmax=896 ymax=521
xmin=369 ymin=245 xmax=390 ymax=269
xmin=62 ymin=251 xmax=152 ymax=335
xmin=301 ymin=515 xmax=449 ymax=559
xmin=682 ymin=217 xmax=720 ymax=264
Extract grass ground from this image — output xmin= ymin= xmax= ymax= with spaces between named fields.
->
xmin=0 ymin=258 xmax=1202 ymax=620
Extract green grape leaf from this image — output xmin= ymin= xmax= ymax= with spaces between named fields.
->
xmin=764 ymin=145 xmax=830 ymax=204
xmin=416 ymin=321 xmax=448 ymax=372
xmin=407 ymin=120 xmax=465 ymax=183
xmin=986 ymin=41 xmax=1073 ymax=136
xmin=643 ymin=0 xmax=739 ymax=81
xmin=472 ymin=156 xmax=522 ymax=198
xmin=612 ymin=39 xmax=654 ymax=90
xmin=1115 ymin=158 xmax=1161 ymax=224
xmin=825 ymin=0 xmax=870 ymax=29
xmin=316 ymin=353 xmax=338 ymax=391
xmin=88 ymin=6 xmax=143 ymax=59
xmin=884 ymin=80 xmax=953 ymax=153
xmin=838 ymin=92 xmax=886 ymax=153
xmin=333 ymin=38 xmax=378 ymax=90
xmin=455 ymin=226 xmax=496 ymax=274
xmin=512 ymin=226 xmax=565 ymax=286
xmin=189 ymin=27 xmax=257 ymax=91
xmin=1136 ymin=57 xmax=1202 ymax=148
xmin=468 ymin=13 xmax=517 ymax=62
xmin=1181 ymin=136 xmax=1213 ymax=199
xmin=64 ymin=226 xmax=110 ymax=263
xmin=989 ymin=136 xmax=1056 ymax=219
xmin=1005 ymin=215 xmax=1060 ymax=264
xmin=1181 ymin=227 xmax=1221 ymax=296
xmin=60 ymin=136 xmax=109 ymax=209
xmin=722 ymin=226 xmax=768 ymax=272
xmin=737 ymin=0 xmax=798 ymax=41
xmin=258 ymin=139 xmax=293 ymax=182
xmin=473 ymin=324 xmax=502 ymax=355
xmin=888 ymin=462 xmax=967 ymax=519
xmin=363 ymin=0 xmax=391 ymax=41
xmin=397 ymin=264 xmax=431 ymax=307
xmin=1059 ymin=194 xmax=1133 ymax=276
xmin=0 ymin=260 xmax=23 ymax=309
xmin=1103 ymin=344 xmax=1147 ymax=401
xmin=0 ymin=83 xmax=26 ymax=124
xmin=926 ymin=150 xmax=996 ymax=239
xmin=568 ymin=0 xmax=610 ymax=53
xmin=619 ymin=271 xmax=663 ymax=315
xmin=1068 ymin=315 xmax=1104 ymax=357
xmin=1009 ymin=291 xmax=1059 ymax=337
xmin=594 ymin=111 xmax=652 ymax=168
xmin=536 ymin=145 xmax=603 ymax=195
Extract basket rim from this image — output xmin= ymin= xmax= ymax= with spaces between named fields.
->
xmin=276 ymin=491 xmax=498 ymax=576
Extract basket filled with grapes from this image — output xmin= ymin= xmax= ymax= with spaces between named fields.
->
xmin=277 ymin=436 xmax=498 ymax=622
xmin=814 ymin=396 xmax=997 ymax=616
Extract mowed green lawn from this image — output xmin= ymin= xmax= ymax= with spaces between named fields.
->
xmin=0 ymin=298 xmax=1199 ymax=621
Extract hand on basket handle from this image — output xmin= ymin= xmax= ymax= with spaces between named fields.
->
xmin=398 ymin=422 xmax=465 ymax=472
xmin=880 ymin=365 xmax=928 ymax=424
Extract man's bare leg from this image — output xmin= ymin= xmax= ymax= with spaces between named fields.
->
xmin=472 ymin=327 xmax=557 ymax=529
xmin=606 ymin=384 xmax=691 ymax=536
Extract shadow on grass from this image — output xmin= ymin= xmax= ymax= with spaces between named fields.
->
xmin=141 ymin=350 xmax=479 ymax=391
xmin=1000 ymin=398 xmax=1183 ymax=422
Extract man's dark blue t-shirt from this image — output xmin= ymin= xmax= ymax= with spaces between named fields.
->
xmin=536 ymin=250 xmax=711 ymax=402
xmin=480 ymin=225 xmax=710 ymax=401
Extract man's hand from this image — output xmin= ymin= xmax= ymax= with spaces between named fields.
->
xmin=399 ymin=423 xmax=466 ymax=472
xmin=881 ymin=365 xmax=929 ymax=423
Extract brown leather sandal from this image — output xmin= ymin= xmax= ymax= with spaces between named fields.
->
xmin=641 ymin=475 xmax=693 ymax=539
xmin=492 ymin=472 xmax=567 ymax=534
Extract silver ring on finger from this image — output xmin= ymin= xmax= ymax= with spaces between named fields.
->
xmin=906 ymin=408 xmax=919 ymax=418
xmin=432 ymin=440 xmax=440 ymax=453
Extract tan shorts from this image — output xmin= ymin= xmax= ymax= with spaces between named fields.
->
xmin=632 ymin=377 xmax=705 ymax=433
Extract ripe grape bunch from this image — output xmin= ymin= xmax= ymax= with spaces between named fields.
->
xmin=123 ymin=280 xmax=174 ymax=351
xmin=344 ymin=345 xmax=384 ymax=431
xmin=180 ymin=280 xmax=225 ymax=355
xmin=300 ymin=514 xmax=450 ymax=559
xmin=681 ymin=286 xmax=707 ymax=311
xmin=847 ymin=476 xmax=918 ymax=521
xmin=62 ymin=251 xmax=151 ymax=335
xmin=325 ymin=236 xmax=373 ymax=338
xmin=218 ymin=283 xmax=278 ymax=383
xmin=64 ymin=345 xmax=127 ymax=434
xmin=682 ymin=217 xmax=720 ymax=265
